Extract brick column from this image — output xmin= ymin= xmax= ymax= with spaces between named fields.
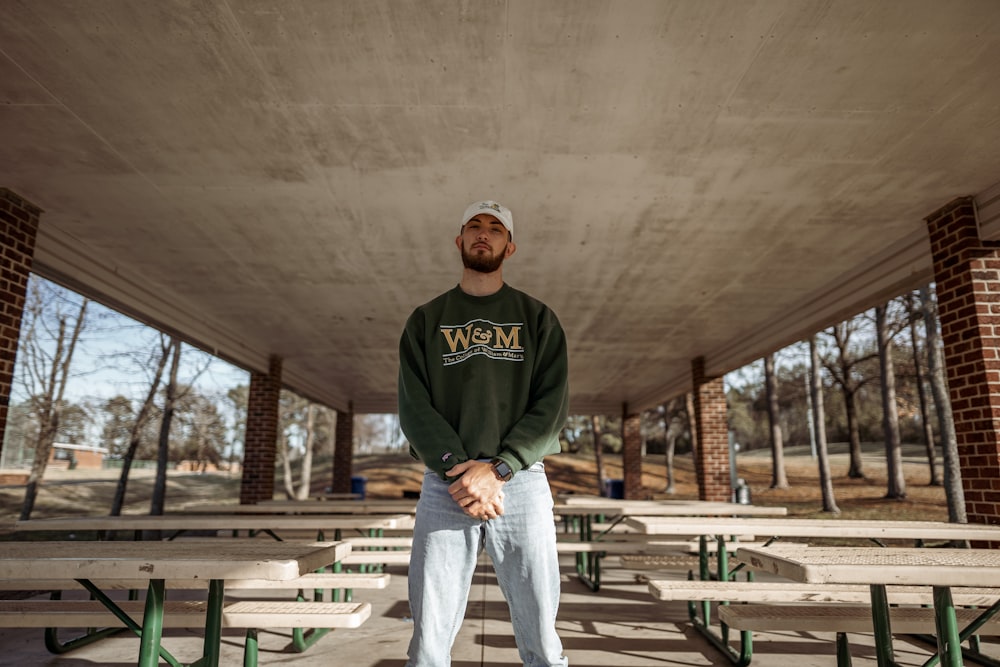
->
xmin=621 ymin=406 xmax=642 ymax=500
xmin=692 ymin=356 xmax=730 ymax=501
xmin=0 ymin=189 xmax=40 ymax=461
xmin=331 ymin=403 xmax=354 ymax=494
xmin=926 ymin=197 xmax=1000 ymax=524
xmin=239 ymin=355 xmax=282 ymax=504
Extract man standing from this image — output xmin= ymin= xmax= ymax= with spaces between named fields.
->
xmin=398 ymin=200 xmax=570 ymax=666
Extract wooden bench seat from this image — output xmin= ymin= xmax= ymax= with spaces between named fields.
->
xmin=341 ymin=550 xmax=411 ymax=565
xmin=554 ymin=540 xmax=691 ymax=554
xmin=648 ymin=580 xmax=1000 ymax=605
xmin=718 ymin=603 xmax=1000 ymax=635
xmin=343 ymin=536 xmax=413 ymax=548
xmin=0 ymin=596 xmax=371 ymax=666
xmin=0 ymin=572 xmax=391 ymax=592
xmin=657 ymin=581 xmax=1000 ymax=667
xmin=620 ymin=554 xmax=703 ymax=570
xmin=0 ymin=599 xmax=371 ymax=629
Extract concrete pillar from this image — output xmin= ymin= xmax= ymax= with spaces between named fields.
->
xmin=692 ymin=356 xmax=730 ymax=502
xmin=331 ymin=403 xmax=354 ymax=495
xmin=239 ymin=355 xmax=282 ymax=504
xmin=621 ymin=406 xmax=642 ymax=500
xmin=0 ymin=189 xmax=40 ymax=461
xmin=925 ymin=197 xmax=1000 ymax=523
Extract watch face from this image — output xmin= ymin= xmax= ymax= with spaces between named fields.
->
xmin=493 ymin=460 xmax=512 ymax=480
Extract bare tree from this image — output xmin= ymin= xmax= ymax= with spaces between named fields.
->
xmin=662 ymin=398 xmax=686 ymax=493
xmin=283 ymin=401 xmax=316 ymax=500
xmin=298 ymin=403 xmax=317 ymax=499
xmin=764 ymin=353 xmax=788 ymax=489
xmin=149 ymin=337 xmax=182 ymax=516
xmin=906 ymin=292 xmax=941 ymax=486
xmin=824 ymin=317 xmax=877 ymax=479
xmin=685 ymin=391 xmax=698 ymax=467
xmin=875 ymin=302 xmax=906 ymax=499
xmin=591 ymin=415 xmax=606 ymax=495
xmin=18 ymin=282 xmax=89 ymax=521
xmin=809 ymin=336 xmax=839 ymax=514
xmin=918 ymin=285 xmax=966 ymax=523
xmin=110 ymin=334 xmax=171 ymax=516
xmin=279 ymin=393 xmax=330 ymax=499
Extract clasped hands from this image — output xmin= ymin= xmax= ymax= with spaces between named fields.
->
xmin=447 ymin=460 xmax=505 ymax=520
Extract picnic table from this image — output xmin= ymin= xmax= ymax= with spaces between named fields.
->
xmin=0 ymin=540 xmax=351 ymax=667
xmin=13 ymin=513 xmax=412 ymax=541
xmin=738 ymin=545 xmax=1000 ymax=667
xmin=552 ymin=500 xmax=786 ymax=591
xmin=628 ymin=517 xmax=1000 ymax=666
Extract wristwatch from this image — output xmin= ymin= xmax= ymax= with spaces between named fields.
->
xmin=490 ymin=458 xmax=513 ymax=482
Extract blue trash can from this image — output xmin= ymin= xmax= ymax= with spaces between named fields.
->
xmin=350 ymin=475 xmax=368 ymax=500
xmin=604 ymin=478 xmax=625 ymax=499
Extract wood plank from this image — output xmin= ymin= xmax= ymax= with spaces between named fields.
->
xmin=0 ymin=572 xmax=391 ymax=591
xmin=648 ymin=580 xmax=1000 ymax=605
xmin=0 ymin=599 xmax=371 ymax=629
xmin=718 ymin=604 xmax=1000 ymax=634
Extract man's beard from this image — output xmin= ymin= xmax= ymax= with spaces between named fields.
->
xmin=461 ymin=244 xmax=507 ymax=273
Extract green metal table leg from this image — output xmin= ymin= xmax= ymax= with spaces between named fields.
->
xmin=870 ymin=584 xmax=897 ymax=667
xmin=292 ymin=626 xmax=331 ymax=652
xmin=243 ymin=628 xmax=258 ymax=667
xmin=75 ymin=579 xmax=184 ymax=667
xmin=932 ymin=586 xmax=963 ymax=667
xmin=137 ymin=578 xmax=166 ymax=667
xmin=42 ymin=589 xmax=126 ymax=654
xmin=573 ymin=513 xmax=603 ymax=591
xmin=699 ymin=535 xmax=711 ymax=624
xmin=836 ymin=632 xmax=854 ymax=667
xmin=717 ymin=537 xmax=731 ymax=644
xmin=199 ymin=579 xmax=224 ymax=667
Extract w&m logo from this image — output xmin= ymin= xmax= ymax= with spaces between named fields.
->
xmin=440 ymin=320 xmax=524 ymax=366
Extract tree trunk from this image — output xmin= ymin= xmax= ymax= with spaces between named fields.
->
xmin=664 ymin=431 xmax=677 ymax=493
xmin=830 ymin=323 xmax=865 ymax=478
xmin=919 ymin=286 xmax=966 ymax=523
xmin=111 ymin=336 xmax=171 ymax=516
xmin=282 ymin=434 xmax=296 ymax=499
xmin=20 ymin=298 xmax=88 ymax=521
xmin=591 ymin=415 xmax=605 ymax=495
xmin=150 ymin=337 xmax=181 ymax=517
xmin=875 ymin=303 xmax=906 ymax=499
xmin=809 ymin=336 xmax=839 ymax=514
xmin=764 ymin=354 xmax=788 ymax=489
xmin=907 ymin=293 xmax=941 ymax=486
xmin=295 ymin=404 xmax=316 ymax=500
xmin=841 ymin=391 xmax=862 ymax=480
xmin=685 ymin=391 xmax=698 ymax=467
xmin=20 ymin=414 xmax=59 ymax=521
xmin=658 ymin=401 xmax=674 ymax=493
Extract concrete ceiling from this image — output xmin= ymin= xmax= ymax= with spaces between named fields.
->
xmin=3 ymin=1 xmax=1000 ymax=414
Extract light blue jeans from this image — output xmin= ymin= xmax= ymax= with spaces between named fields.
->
xmin=405 ymin=461 xmax=568 ymax=667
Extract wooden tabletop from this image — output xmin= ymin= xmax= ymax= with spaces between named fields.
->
xmin=0 ymin=540 xmax=351 ymax=580
xmin=554 ymin=501 xmax=787 ymax=517
xmin=13 ymin=513 xmax=411 ymax=532
xmin=625 ymin=516 xmax=1000 ymax=541
xmin=182 ymin=500 xmax=419 ymax=514
xmin=737 ymin=545 xmax=1000 ymax=587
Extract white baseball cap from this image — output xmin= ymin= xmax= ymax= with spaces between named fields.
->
xmin=461 ymin=200 xmax=513 ymax=239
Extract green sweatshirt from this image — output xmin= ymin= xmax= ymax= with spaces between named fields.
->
xmin=398 ymin=283 xmax=569 ymax=480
